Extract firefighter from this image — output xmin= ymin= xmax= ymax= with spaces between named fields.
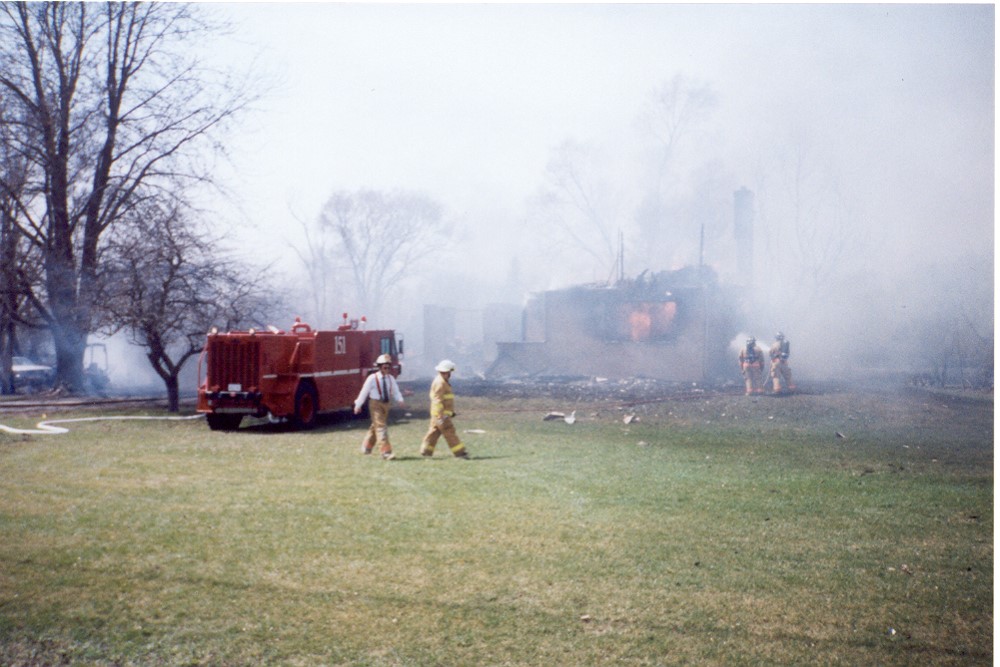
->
xmin=738 ymin=336 xmax=765 ymax=395
xmin=420 ymin=359 xmax=470 ymax=459
xmin=354 ymin=353 xmax=405 ymax=460
xmin=769 ymin=331 xmax=796 ymax=394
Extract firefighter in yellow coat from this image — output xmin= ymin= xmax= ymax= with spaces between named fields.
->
xmin=769 ymin=331 xmax=795 ymax=394
xmin=420 ymin=359 xmax=470 ymax=459
xmin=738 ymin=336 xmax=765 ymax=395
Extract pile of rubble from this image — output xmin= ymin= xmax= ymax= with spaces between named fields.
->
xmin=454 ymin=376 xmax=732 ymax=404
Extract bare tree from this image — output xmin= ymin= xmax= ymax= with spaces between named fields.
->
xmin=0 ymin=170 xmax=22 ymax=395
xmin=633 ymin=75 xmax=720 ymax=271
xmin=289 ymin=209 xmax=337 ymax=327
xmin=527 ymin=140 xmax=625 ymax=281
xmin=521 ymin=75 xmax=720 ymax=284
xmin=314 ymin=189 xmax=448 ymax=323
xmin=102 ymin=199 xmax=282 ymax=412
xmin=0 ymin=2 xmax=252 ymax=392
xmin=0 ymin=92 xmax=47 ymax=394
xmin=754 ymin=138 xmax=872 ymax=315
xmin=903 ymin=256 xmax=993 ymax=388
xmin=0 ymin=104 xmax=22 ymax=394
xmin=640 ymin=74 xmax=719 ymax=195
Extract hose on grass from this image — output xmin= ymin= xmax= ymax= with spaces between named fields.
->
xmin=0 ymin=414 xmax=204 ymax=435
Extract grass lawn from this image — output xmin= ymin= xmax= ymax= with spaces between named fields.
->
xmin=0 ymin=385 xmax=992 ymax=665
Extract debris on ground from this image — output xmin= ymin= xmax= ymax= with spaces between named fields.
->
xmin=543 ymin=410 xmax=576 ymax=424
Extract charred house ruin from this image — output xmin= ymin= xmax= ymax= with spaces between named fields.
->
xmin=428 ymin=188 xmax=754 ymax=384
xmin=486 ymin=188 xmax=754 ymax=383
xmin=487 ymin=265 xmax=741 ymax=382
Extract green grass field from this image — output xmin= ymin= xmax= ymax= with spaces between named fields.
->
xmin=0 ymin=385 xmax=992 ymax=666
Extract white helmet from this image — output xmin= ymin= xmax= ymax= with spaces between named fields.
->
xmin=435 ymin=359 xmax=456 ymax=373
xmin=375 ymin=353 xmax=393 ymax=366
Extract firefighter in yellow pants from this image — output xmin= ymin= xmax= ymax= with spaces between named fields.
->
xmin=738 ymin=336 xmax=765 ymax=395
xmin=420 ymin=359 xmax=469 ymax=459
xmin=354 ymin=354 xmax=405 ymax=460
xmin=769 ymin=332 xmax=796 ymax=394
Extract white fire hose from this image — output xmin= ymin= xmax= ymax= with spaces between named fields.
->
xmin=0 ymin=414 xmax=204 ymax=435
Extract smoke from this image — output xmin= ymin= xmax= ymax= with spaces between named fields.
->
xmin=204 ymin=4 xmax=992 ymax=385
xmin=88 ymin=333 xmax=163 ymax=394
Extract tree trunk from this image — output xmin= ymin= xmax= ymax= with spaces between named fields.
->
xmin=0 ymin=320 xmax=12 ymax=395
xmin=165 ymin=373 xmax=180 ymax=413
xmin=47 ymin=252 xmax=88 ymax=393
xmin=0 ymin=208 xmax=14 ymax=395
xmin=51 ymin=321 xmax=86 ymax=393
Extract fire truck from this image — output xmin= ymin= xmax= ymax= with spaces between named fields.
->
xmin=197 ymin=315 xmax=402 ymax=431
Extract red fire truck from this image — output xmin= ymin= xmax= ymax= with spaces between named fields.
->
xmin=197 ymin=315 xmax=402 ymax=431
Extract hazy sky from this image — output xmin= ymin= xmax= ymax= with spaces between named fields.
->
xmin=208 ymin=3 xmax=994 ymax=289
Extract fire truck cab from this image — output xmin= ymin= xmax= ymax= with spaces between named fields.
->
xmin=197 ymin=316 xmax=402 ymax=431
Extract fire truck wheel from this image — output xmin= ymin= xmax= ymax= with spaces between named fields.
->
xmin=293 ymin=382 xmax=319 ymax=429
xmin=206 ymin=413 xmax=243 ymax=431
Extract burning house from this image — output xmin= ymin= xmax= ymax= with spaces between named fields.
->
xmin=487 ymin=265 xmax=743 ymax=383
xmin=423 ymin=188 xmax=754 ymax=384
xmin=482 ymin=187 xmax=756 ymax=383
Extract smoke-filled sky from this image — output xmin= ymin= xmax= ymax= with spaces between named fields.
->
xmin=204 ymin=3 xmax=993 ymax=343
